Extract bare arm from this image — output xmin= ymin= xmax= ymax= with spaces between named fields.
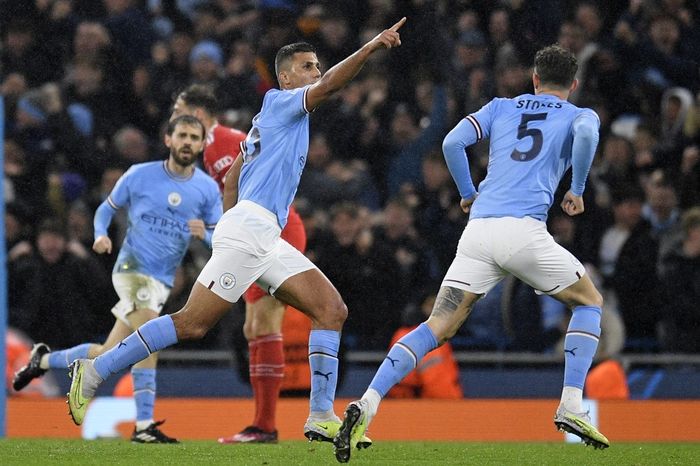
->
xmin=223 ymin=154 xmax=243 ymax=212
xmin=305 ymin=17 xmax=406 ymax=111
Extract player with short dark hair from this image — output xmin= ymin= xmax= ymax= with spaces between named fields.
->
xmin=334 ymin=44 xmax=609 ymax=463
xmin=172 ymin=84 xmax=309 ymax=444
xmin=67 ymin=17 xmax=407 ymax=449
xmin=15 ymin=115 xmax=222 ymax=443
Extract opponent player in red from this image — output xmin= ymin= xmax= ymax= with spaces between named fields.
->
xmin=172 ymin=85 xmax=308 ymax=443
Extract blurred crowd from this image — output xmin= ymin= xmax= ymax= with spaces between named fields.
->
xmin=3 ymin=0 xmax=700 ymax=357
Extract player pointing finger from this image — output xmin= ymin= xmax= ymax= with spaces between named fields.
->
xmin=369 ymin=17 xmax=406 ymax=50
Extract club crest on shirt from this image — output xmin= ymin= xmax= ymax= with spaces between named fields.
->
xmin=219 ymin=273 xmax=236 ymax=290
xmin=168 ymin=192 xmax=182 ymax=207
xmin=136 ymin=286 xmax=151 ymax=301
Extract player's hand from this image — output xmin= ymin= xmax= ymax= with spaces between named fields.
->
xmin=367 ymin=17 xmax=406 ymax=51
xmin=561 ymin=191 xmax=584 ymax=216
xmin=460 ymin=195 xmax=477 ymax=214
xmin=93 ymin=235 xmax=112 ymax=254
xmin=188 ymin=219 xmax=206 ymax=240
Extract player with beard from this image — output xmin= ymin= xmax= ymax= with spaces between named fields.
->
xmin=13 ymin=115 xmax=222 ymax=443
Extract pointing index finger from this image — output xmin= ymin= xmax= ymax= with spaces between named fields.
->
xmin=389 ymin=17 xmax=407 ymax=32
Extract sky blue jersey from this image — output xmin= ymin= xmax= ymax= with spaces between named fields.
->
xmin=238 ymin=85 xmax=311 ymax=228
xmin=444 ymin=93 xmax=600 ymax=222
xmin=94 ymin=161 xmax=222 ymax=287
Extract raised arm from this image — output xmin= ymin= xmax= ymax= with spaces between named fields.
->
xmin=305 ymin=17 xmax=406 ymax=111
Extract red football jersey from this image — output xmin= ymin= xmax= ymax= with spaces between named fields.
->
xmin=203 ymin=123 xmax=247 ymax=192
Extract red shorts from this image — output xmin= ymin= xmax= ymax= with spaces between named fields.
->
xmin=243 ymin=206 xmax=307 ymax=303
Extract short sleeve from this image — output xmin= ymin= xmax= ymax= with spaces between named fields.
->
xmin=108 ymin=166 xmax=135 ymax=208
xmin=268 ymin=85 xmax=311 ymax=125
xmin=465 ymin=98 xmax=498 ymax=141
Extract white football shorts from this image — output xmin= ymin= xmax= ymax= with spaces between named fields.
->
xmin=111 ymin=272 xmax=171 ymax=326
xmin=442 ymin=216 xmax=586 ymax=295
xmin=197 ymin=200 xmax=316 ymax=303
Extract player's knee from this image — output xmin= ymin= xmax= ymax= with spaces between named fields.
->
xmin=334 ymin=300 xmax=348 ymax=326
xmin=242 ymin=320 xmax=254 ymax=341
xmin=184 ymin=324 xmax=209 ymax=340
xmin=318 ymin=299 xmax=347 ymax=329
xmin=576 ymin=288 xmax=604 ymax=309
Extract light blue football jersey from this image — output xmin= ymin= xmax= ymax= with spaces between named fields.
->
xmin=467 ymin=94 xmax=599 ymax=221
xmin=104 ymin=161 xmax=222 ymax=287
xmin=237 ymin=85 xmax=311 ymax=228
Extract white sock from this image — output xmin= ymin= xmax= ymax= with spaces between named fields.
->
xmin=307 ymin=410 xmax=338 ymax=422
xmin=136 ymin=419 xmax=154 ymax=431
xmin=39 ymin=355 xmax=50 ymax=370
xmin=560 ymin=386 xmax=584 ymax=413
xmin=361 ymin=388 xmax=382 ymax=420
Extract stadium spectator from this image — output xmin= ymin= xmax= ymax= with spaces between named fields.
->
xmin=150 ymin=29 xmax=197 ymax=112
xmin=1 ymin=18 xmax=61 ymax=86
xmin=373 ymin=197 xmax=440 ymax=313
xmin=110 ymin=126 xmax=152 ymax=167
xmin=219 ymin=39 xmax=268 ymax=113
xmin=386 ymin=82 xmax=448 ymax=197
xmin=643 ymin=170 xmax=681 ymax=250
xmin=103 ymin=0 xmax=155 ymax=67
xmin=679 ymin=144 xmax=700 ymax=208
xmin=596 ymin=185 xmax=661 ymax=351
xmin=189 ymin=39 xmax=225 ymax=91
xmin=657 ymin=207 xmax=700 ymax=353
xmin=297 ymin=133 xmax=380 ymax=210
xmin=8 ymin=218 xmax=113 ymax=349
xmin=413 ymin=150 xmax=467 ymax=274
xmin=315 ymin=202 xmax=399 ymax=350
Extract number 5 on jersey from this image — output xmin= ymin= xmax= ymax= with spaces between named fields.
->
xmin=511 ymin=113 xmax=548 ymax=162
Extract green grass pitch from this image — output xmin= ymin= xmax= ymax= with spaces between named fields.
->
xmin=1 ymin=440 xmax=698 ymax=465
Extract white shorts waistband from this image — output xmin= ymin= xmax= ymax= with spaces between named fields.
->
xmin=235 ymin=200 xmax=280 ymax=228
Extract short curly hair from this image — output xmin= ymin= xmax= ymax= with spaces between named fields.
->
xmin=534 ymin=45 xmax=578 ymax=88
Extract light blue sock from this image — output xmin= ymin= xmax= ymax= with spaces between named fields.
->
xmin=93 ymin=316 xmax=178 ymax=380
xmin=132 ymin=368 xmax=156 ymax=422
xmin=369 ymin=323 xmax=438 ymax=397
xmin=308 ymin=330 xmax=340 ymax=413
xmin=563 ymin=306 xmax=601 ymax=389
xmin=47 ymin=343 xmax=91 ymax=369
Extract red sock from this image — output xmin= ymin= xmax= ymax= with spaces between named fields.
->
xmin=253 ymin=333 xmax=284 ymax=432
xmin=248 ymin=339 xmax=261 ymax=428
